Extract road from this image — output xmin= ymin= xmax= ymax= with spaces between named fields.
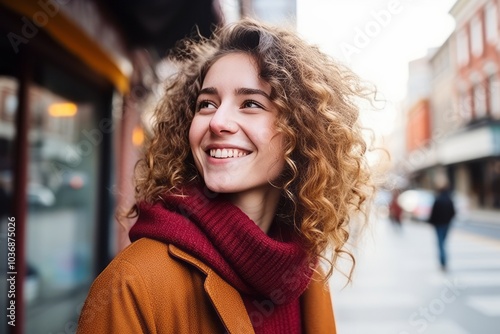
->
xmin=330 ymin=214 xmax=500 ymax=334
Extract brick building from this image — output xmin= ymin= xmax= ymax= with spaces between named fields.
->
xmin=446 ymin=0 xmax=500 ymax=209
xmin=402 ymin=0 xmax=500 ymax=209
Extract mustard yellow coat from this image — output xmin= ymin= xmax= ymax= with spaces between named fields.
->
xmin=77 ymin=238 xmax=337 ymax=333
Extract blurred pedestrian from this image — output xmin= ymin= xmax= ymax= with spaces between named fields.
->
xmin=492 ymin=174 xmax=500 ymax=208
xmin=389 ymin=189 xmax=403 ymax=229
xmin=77 ymin=19 xmax=374 ymax=333
xmin=428 ymin=182 xmax=456 ymax=271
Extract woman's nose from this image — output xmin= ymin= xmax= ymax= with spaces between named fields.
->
xmin=209 ymin=105 xmax=238 ymax=135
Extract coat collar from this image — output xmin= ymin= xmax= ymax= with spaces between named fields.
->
xmin=168 ymin=244 xmax=255 ymax=334
xmin=168 ymin=244 xmax=336 ymax=334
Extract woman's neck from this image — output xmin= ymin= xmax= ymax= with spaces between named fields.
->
xmin=227 ymin=187 xmax=281 ymax=233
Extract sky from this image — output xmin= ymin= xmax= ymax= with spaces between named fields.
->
xmin=296 ymin=0 xmax=457 ymax=136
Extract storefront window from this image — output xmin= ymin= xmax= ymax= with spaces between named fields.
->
xmin=1 ymin=6 xmax=116 ymax=333
xmin=0 ymin=68 xmax=108 ymax=334
xmin=24 ymin=63 xmax=105 ymax=333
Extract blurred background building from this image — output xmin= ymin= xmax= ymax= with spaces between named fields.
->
xmin=395 ymin=0 xmax=500 ymax=212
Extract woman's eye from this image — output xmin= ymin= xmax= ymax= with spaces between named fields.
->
xmin=242 ymin=100 xmax=263 ymax=109
xmin=197 ymin=100 xmax=217 ymax=110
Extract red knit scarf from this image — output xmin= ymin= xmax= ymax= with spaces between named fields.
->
xmin=129 ymin=186 xmax=314 ymax=333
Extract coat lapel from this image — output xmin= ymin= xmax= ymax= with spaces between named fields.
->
xmin=168 ymin=245 xmax=255 ymax=334
xmin=169 ymin=245 xmax=337 ymax=334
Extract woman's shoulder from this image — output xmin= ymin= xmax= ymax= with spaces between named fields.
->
xmin=86 ymin=238 xmax=207 ymax=307
xmin=103 ymin=238 xmax=200 ymax=280
xmin=78 ymin=240 xmax=220 ymax=332
xmin=115 ymin=237 xmax=171 ymax=266
xmin=90 ymin=238 xmax=174 ymax=288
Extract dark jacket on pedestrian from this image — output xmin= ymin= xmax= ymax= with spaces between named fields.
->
xmin=428 ymin=191 xmax=456 ymax=226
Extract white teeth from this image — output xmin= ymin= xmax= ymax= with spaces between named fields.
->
xmin=209 ymin=148 xmax=248 ymax=158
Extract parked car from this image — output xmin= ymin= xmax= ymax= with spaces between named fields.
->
xmin=397 ymin=189 xmax=434 ymax=221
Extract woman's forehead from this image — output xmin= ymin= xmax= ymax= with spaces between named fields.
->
xmin=201 ymin=53 xmax=270 ymax=93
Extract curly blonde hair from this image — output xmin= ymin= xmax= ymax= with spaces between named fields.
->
xmin=132 ymin=19 xmax=374 ymax=280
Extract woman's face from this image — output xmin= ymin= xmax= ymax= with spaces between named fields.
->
xmin=189 ymin=52 xmax=285 ymax=197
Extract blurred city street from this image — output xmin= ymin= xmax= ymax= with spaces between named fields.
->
xmin=331 ymin=212 xmax=500 ymax=334
xmin=2 ymin=0 xmax=500 ymax=332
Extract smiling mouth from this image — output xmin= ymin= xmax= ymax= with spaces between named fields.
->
xmin=208 ymin=148 xmax=250 ymax=159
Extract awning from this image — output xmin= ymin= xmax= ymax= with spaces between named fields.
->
xmin=1 ymin=0 xmax=131 ymax=93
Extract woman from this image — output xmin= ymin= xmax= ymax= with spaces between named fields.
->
xmin=77 ymin=19 xmax=373 ymax=333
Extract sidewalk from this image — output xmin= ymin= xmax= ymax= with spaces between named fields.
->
xmin=329 ymin=216 xmax=500 ymax=334
xmin=460 ymin=209 xmax=500 ymax=225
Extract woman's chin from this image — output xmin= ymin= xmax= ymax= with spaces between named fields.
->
xmin=203 ymin=181 xmax=231 ymax=194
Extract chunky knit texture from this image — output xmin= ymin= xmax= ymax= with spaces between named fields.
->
xmin=129 ymin=186 xmax=314 ymax=333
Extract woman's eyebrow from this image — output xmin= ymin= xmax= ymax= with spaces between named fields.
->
xmin=236 ymin=87 xmax=271 ymax=100
xmin=198 ymin=87 xmax=271 ymax=100
xmin=198 ymin=87 xmax=218 ymax=95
